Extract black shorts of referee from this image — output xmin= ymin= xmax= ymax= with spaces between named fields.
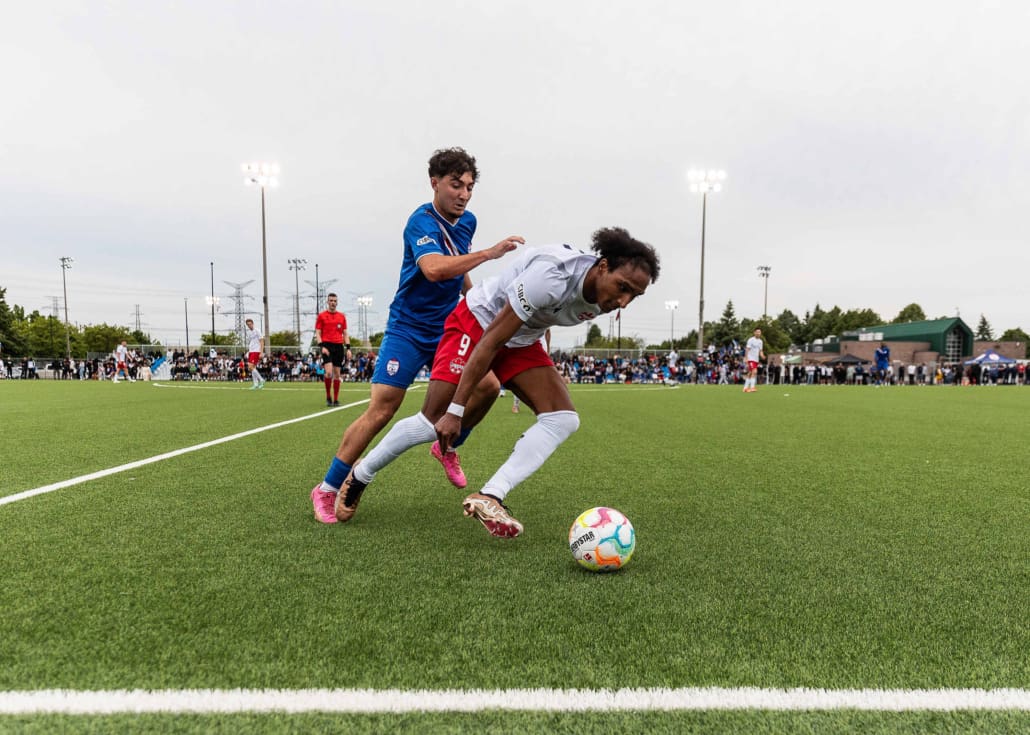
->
xmin=321 ymin=342 xmax=346 ymax=367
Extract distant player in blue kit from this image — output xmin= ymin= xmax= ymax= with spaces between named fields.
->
xmin=875 ymin=342 xmax=890 ymax=386
xmin=310 ymin=147 xmax=523 ymax=523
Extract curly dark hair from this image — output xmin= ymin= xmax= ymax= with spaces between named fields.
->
xmin=590 ymin=227 xmax=661 ymax=283
xmin=428 ymin=147 xmax=479 ymax=183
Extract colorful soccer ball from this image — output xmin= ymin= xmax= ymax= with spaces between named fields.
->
xmin=568 ymin=507 xmax=636 ymax=572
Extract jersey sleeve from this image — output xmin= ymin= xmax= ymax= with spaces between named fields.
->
xmin=404 ymin=213 xmax=446 ymax=263
xmin=504 ymin=258 xmax=567 ymax=323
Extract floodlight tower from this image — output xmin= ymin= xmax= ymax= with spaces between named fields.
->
xmin=355 ymin=294 xmax=373 ymax=345
xmin=288 ymin=258 xmax=307 ymax=344
xmin=757 ymin=265 xmax=771 ymax=318
xmin=206 ymin=261 xmax=220 ymax=340
xmin=687 ymin=168 xmax=726 ymax=352
xmin=59 ymin=256 xmax=73 ymax=359
xmin=242 ymin=161 xmax=279 ymax=355
xmin=664 ymin=300 xmax=679 ymax=349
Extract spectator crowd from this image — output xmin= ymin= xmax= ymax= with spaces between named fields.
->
xmin=2 ymin=344 xmax=1025 ymax=387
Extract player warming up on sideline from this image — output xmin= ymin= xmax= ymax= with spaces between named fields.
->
xmin=875 ymin=342 xmax=891 ymax=386
xmin=334 ymin=227 xmax=660 ymax=538
xmin=743 ymin=327 xmax=764 ymax=393
xmin=245 ymin=318 xmax=266 ymax=390
xmin=310 ymin=147 xmax=523 ymax=524
xmin=112 ymin=340 xmax=135 ymax=383
xmin=315 ymin=292 xmax=350 ymax=407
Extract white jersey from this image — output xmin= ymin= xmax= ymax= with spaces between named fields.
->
xmin=745 ymin=336 xmax=763 ymax=362
xmin=246 ymin=328 xmax=263 ymax=353
xmin=464 ymin=244 xmax=601 ymax=348
xmin=115 ymin=344 xmax=128 ymax=363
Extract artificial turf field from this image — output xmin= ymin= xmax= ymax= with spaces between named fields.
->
xmin=1 ymin=378 xmax=1027 ymax=734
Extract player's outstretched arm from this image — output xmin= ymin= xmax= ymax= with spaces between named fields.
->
xmin=418 ymin=236 xmax=523 ymax=282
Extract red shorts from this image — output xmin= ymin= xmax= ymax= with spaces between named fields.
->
xmin=117 ymin=361 xmax=127 ymax=370
xmin=748 ymin=360 xmax=759 ymax=372
xmin=248 ymin=352 xmax=261 ymax=366
xmin=430 ymin=300 xmax=553 ymax=386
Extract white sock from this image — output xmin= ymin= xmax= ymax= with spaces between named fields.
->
xmin=252 ymin=370 xmax=262 ymax=386
xmin=481 ymin=411 xmax=579 ymax=501
xmin=354 ymin=412 xmax=436 ymax=484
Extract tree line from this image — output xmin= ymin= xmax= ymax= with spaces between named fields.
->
xmin=585 ymin=300 xmax=1029 ymax=356
xmin=0 ymin=287 xmax=308 ymax=358
xmin=3 ymin=285 xmax=1026 ymax=358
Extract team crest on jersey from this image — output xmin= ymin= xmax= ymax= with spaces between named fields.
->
xmin=416 ymin=235 xmax=436 ymax=247
xmin=577 ymin=311 xmax=596 ymax=321
xmin=516 ymin=282 xmax=533 ymax=314
xmin=386 ymin=358 xmax=400 ymax=376
xmin=449 ymin=357 xmax=465 ymax=375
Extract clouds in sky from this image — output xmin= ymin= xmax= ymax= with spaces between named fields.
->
xmin=4 ymin=1 xmax=1028 ymax=348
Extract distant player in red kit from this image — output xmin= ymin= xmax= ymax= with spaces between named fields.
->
xmin=315 ymin=292 xmax=350 ymax=406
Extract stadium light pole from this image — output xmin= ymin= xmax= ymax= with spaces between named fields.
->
xmin=757 ymin=265 xmax=771 ymax=318
xmin=184 ymin=297 xmax=190 ymax=350
xmin=288 ymin=258 xmax=307 ymax=346
xmin=59 ymin=256 xmax=73 ymax=360
xmin=665 ymin=300 xmax=679 ymax=349
xmin=687 ymin=168 xmax=726 ymax=353
xmin=206 ymin=261 xmax=219 ymax=341
xmin=356 ymin=295 xmax=373 ymax=345
xmin=242 ymin=161 xmax=279 ymax=355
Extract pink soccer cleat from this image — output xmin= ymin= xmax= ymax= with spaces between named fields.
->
xmin=431 ymin=441 xmax=468 ymax=489
xmin=311 ymin=483 xmax=338 ymax=524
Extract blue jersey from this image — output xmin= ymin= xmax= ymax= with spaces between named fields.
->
xmin=875 ymin=346 xmax=890 ymax=369
xmin=385 ymin=203 xmax=476 ymax=344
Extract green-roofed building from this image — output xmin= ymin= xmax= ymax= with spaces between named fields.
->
xmin=830 ymin=318 xmax=974 ymax=363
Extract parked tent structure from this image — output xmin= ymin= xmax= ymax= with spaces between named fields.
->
xmin=964 ymin=350 xmax=1016 ymax=365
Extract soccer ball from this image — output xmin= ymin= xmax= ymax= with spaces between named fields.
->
xmin=568 ymin=507 xmax=636 ymax=572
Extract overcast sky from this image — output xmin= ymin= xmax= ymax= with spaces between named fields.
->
xmin=3 ymin=1 xmax=1028 ymax=350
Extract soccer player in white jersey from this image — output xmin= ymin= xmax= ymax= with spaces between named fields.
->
xmin=332 ymin=227 xmax=660 ymax=538
xmin=245 ymin=318 xmax=265 ymax=390
xmin=112 ymin=340 xmax=135 ymax=383
xmin=743 ymin=327 xmax=765 ymax=393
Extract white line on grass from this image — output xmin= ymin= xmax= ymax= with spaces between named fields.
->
xmin=0 ymin=398 xmax=371 ymax=508
xmin=0 ymin=688 xmax=1027 ymax=714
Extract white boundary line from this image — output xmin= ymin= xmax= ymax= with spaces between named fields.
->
xmin=0 ymin=398 xmax=371 ymax=508
xmin=0 ymin=688 xmax=1027 ymax=714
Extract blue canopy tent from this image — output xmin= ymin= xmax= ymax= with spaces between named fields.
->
xmin=964 ymin=350 xmax=1016 ymax=365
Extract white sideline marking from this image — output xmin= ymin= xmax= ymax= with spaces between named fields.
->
xmin=0 ymin=688 xmax=1027 ymax=714
xmin=0 ymin=399 xmax=371 ymax=508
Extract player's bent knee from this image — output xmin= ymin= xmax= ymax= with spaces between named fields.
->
xmin=474 ymin=373 xmax=501 ymax=395
xmin=539 ymin=410 xmax=579 ymax=442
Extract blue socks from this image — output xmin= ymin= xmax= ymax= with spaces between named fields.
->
xmin=323 ymin=457 xmax=352 ymax=492
xmin=453 ymin=427 xmax=472 ymax=449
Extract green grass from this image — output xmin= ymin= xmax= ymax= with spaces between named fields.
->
xmin=1 ymin=380 xmax=1028 ymax=733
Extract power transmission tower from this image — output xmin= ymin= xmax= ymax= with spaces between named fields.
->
xmin=132 ymin=304 xmax=143 ymax=333
xmin=305 ymin=276 xmax=338 ymax=317
xmin=224 ymin=279 xmax=255 ymax=345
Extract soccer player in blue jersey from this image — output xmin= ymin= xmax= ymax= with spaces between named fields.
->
xmin=311 ymin=147 xmax=522 ymax=523
xmin=874 ymin=342 xmax=891 ymax=386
